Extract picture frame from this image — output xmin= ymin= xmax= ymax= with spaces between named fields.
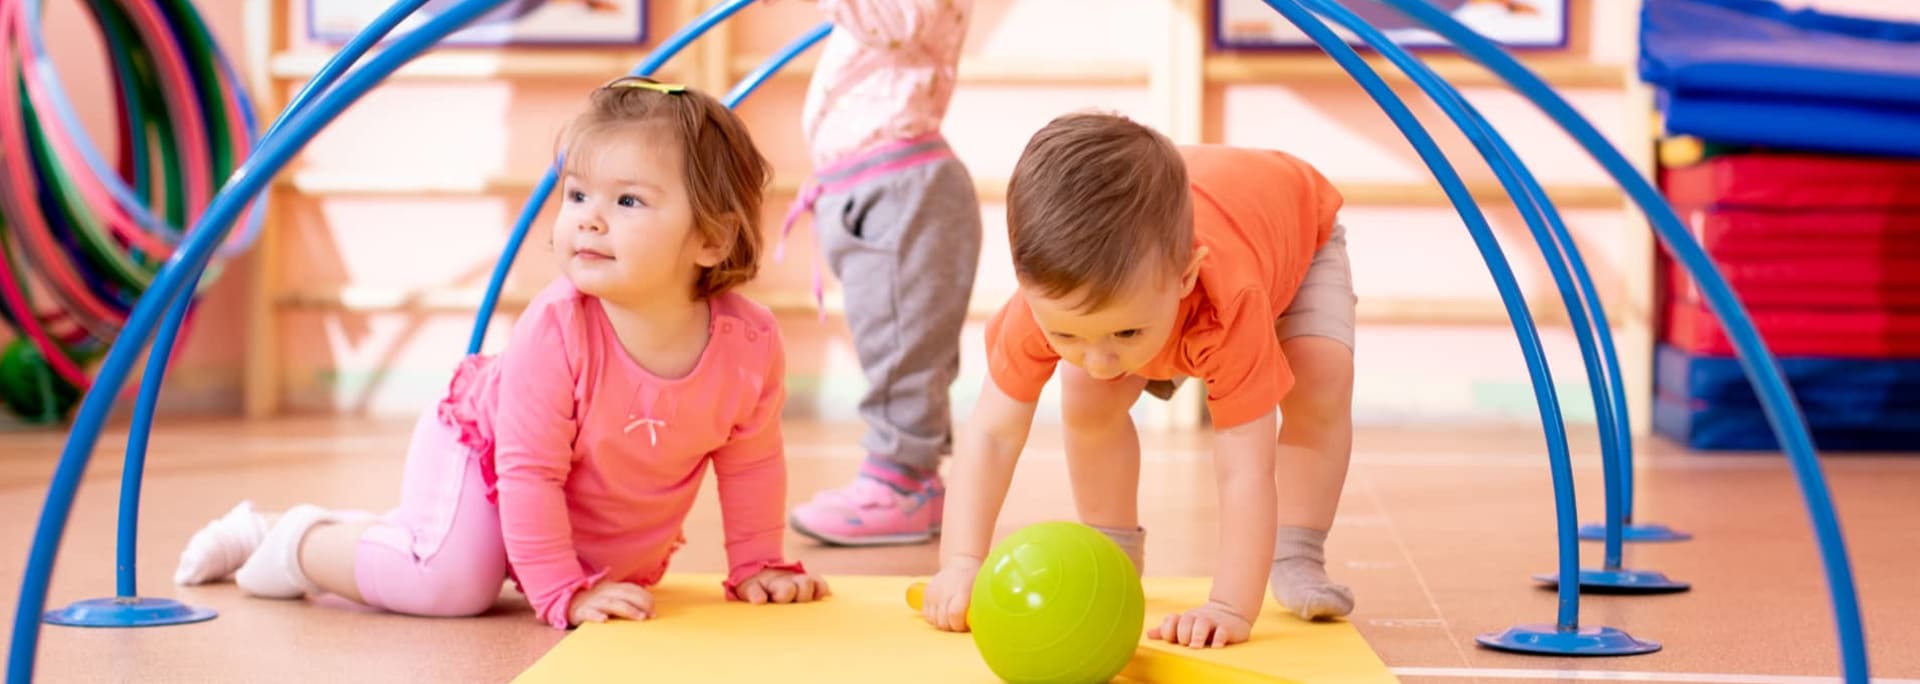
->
xmin=1213 ymin=0 xmax=1570 ymax=52
xmin=308 ymin=0 xmax=648 ymax=47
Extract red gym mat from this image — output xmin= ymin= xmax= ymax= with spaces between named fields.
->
xmin=1673 ymin=209 xmax=1920 ymax=259
xmin=1664 ymin=271 xmax=1920 ymax=311
xmin=1662 ymin=154 xmax=1920 ymax=210
xmin=1663 ymin=301 xmax=1920 ymax=358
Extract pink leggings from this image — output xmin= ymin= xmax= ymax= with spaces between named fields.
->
xmin=353 ymin=409 xmax=508 ymax=617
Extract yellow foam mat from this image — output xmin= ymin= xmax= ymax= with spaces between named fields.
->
xmin=516 ymin=575 xmax=1398 ymax=683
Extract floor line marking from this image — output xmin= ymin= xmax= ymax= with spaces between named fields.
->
xmin=1389 ymin=667 xmax=1917 ymax=684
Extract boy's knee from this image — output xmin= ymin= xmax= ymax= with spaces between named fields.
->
xmin=1060 ymin=372 xmax=1143 ymax=430
xmin=1281 ymin=337 xmax=1355 ymax=418
xmin=1062 ymin=393 xmax=1132 ymax=431
xmin=1284 ymin=375 xmax=1351 ymax=422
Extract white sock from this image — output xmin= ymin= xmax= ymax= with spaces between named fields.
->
xmin=174 ymin=501 xmax=268 ymax=586
xmin=235 ymin=505 xmax=336 ymax=599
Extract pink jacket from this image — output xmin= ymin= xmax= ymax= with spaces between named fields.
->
xmin=801 ymin=0 xmax=972 ymax=168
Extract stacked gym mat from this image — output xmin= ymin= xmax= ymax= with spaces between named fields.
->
xmin=1641 ymin=0 xmax=1920 ymax=451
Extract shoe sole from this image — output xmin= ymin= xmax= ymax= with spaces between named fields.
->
xmin=788 ymin=514 xmax=942 ymax=548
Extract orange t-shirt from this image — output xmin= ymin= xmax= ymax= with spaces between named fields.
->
xmin=985 ymin=145 xmax=1344 ymax=429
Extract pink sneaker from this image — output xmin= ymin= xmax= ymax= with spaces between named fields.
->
xmin=789 ymin=475 xmax=944 ymax=547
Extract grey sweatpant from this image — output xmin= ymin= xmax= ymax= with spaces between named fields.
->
xmin=813 ymin=150 xmax=983 ymax=474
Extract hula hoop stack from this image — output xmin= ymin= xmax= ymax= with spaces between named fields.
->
xmin=0 ymin=0 xmax=262 ymax=424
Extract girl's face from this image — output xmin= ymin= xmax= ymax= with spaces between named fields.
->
xmin=553 ymin=125 xmax=724 ymax=306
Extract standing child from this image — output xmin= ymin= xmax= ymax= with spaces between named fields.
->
xmin=921 ymin=112 xmax=1359 ymax=648
xmin=778 ymin=0 xmax=984 ymax=547
xmin=174 ymin=78 xmax=829 ymax=628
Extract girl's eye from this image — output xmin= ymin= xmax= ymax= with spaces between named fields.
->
xmin=1115 ymin=329 xmax=1142 ymax=340
xmin=568 ymin=190 xmax=587 ymax=202
xmin=618 ymin=194 xmax=642 ymax=208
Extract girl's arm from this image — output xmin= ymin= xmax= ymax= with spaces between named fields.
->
xmin=492 ymin=311 xmax=598 ymax=629
xmin=710 ymin=326 xmax=806 ymax=597
xmin=814 ymin=0 xmax=957 ymax=49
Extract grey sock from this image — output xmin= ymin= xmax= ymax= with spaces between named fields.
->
xmin=1091 ymin=525 xmax=1146 ymax=577
xmin=1269 ymin=526 xmax=1354 ymax=620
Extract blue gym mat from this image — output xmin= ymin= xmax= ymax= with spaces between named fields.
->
xmin=1640 ymin=0 xmax=1920 ymax=158
xmin=1657 ymin=91 xmax=1920 ymax=159
xmin=1654 ymin=393 xmax=1920 ymax=452
xmin=1656 ymin=344 xmax=1920 ymax=415
xmin=1641 ymin=0 xmax=1920 ymax=107
xmin=1653 ymin=344 xmax=1920 ymax=451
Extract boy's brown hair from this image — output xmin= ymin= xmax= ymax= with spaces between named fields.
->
xmin=558 ymin=76 xmax=772 ymax=298
xmin=1006 ymin=111 xmax=1193 ymax=312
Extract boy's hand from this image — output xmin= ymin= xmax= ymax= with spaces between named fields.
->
xmin=568 ymin=581 xmax=655 ymax=625
xmin=922 ymin=557 xmax=981 ymax=632
xmin=735 ymin=568 xmax=832 ymax=604
xmin=1148 ymin=601 xmax=1252 ymax=648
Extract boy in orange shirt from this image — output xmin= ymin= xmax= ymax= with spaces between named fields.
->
xmin=920 ymin=112 xmax=1358 ymax=648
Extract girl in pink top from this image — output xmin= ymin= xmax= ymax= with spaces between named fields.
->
xmin=173 ymin=78 xmax=830 ymax=628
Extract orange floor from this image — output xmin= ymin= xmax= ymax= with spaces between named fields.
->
xmin=1 ymin=417 xmax=1916 ymax=683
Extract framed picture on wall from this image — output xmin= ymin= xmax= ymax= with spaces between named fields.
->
xmin=309 ymin=0 xmax=647 ymax=46
xmin=1214 ymin=0 xmax=1569 ymax=51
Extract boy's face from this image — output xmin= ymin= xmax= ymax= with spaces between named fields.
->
xmin=1022 ymin=249 xmax=1207 ymax=381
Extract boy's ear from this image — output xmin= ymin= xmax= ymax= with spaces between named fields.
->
xmin=1181 ymin=245 xmax=1209 ymax=296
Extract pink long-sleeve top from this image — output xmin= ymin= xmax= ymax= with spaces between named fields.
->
xmin=437 ymin=278 xmax=802 ymax=629
xmin=801 ymin=0 xmax=971 ymax=169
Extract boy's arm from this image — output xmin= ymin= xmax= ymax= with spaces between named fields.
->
xmin=940 ymin=379 xmax=1039 ymax=568
xmin=1207 ymin=408 xmax=1280 ymax=624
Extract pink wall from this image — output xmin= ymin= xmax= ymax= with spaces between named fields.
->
xmin=9 ymin=0 xmax=1917 ymax=426
xmin=266 ymin=0 xmax=1638 ymax=423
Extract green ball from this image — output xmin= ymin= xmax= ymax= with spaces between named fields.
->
xmin=0 ymin=338 xmax=81 ymax=424
xmin=969 ymin=521 xmax=1145 ymax=684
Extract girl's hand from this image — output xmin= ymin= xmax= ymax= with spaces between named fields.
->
xmin=1148 ymin=601 xmax=1253 ymax=649
xmin=735 ymin=568 xmax=831 ymax=604
xmin=922 ymin=557 xmax=981 ymax=632
xmin=568 ymin=581 xmax=655 ymax=625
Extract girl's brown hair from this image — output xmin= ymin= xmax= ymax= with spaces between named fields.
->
xmin=557 ymin=76 xmax=773 ymax=298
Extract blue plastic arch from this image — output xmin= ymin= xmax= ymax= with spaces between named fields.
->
xmin=7 ymin=0 xmax=1867 ymax=681
xmin=1294 ymin=0 xmax=1674 ymax=599
xmin=4 ymin=0 xmax=818 ymax=678
xmin=1313 ymin=0 xmax=1865 ymax=678
xmin=99 ymin=0 xmax=437 ymax=618
xmin=1260 ymin=0 xmax=1594 ymax=637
